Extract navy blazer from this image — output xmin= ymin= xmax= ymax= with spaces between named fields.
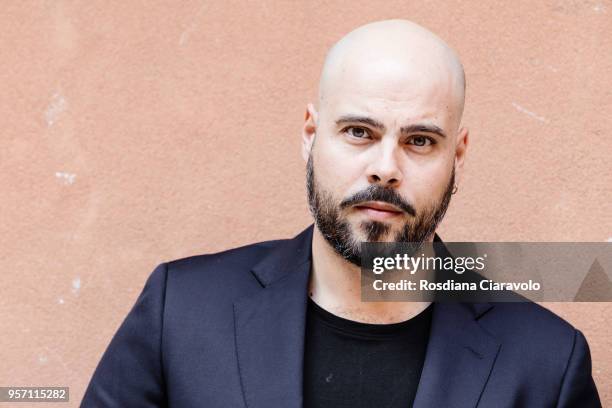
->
xmin=81 ymin=224 xmax=601 ymax=407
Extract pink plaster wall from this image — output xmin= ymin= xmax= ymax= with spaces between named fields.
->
xmin=1 ymin=1 xmax=610 ymax=405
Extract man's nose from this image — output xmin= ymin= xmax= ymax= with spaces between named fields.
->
xmin=366 ymin=141 xmax=403 ymax=187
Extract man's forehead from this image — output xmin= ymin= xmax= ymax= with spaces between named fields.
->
xmin=319 ymin=54 xmax=462 ymax=125
xmin=330 ymin=70 xmax=453 ymax=105
xmin=317 ymin=20 xmax=465 ymax=127
xmin=321 ymin=68 xmax=457 ymax=129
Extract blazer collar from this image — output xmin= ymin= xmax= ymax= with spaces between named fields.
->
xmin=234 ymin=224 xmax=500 ymax=408
xmin=250 ymin=224 xmax=314 ymax=287
xmin=233 ymin=225 xmax=314 ymax=408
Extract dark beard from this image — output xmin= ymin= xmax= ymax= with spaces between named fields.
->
xmin=306 ymin=154 xmax=454 ymax=266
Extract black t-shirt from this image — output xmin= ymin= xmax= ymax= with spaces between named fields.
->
xmin=303 ymin=299 xmax=433 ymax=408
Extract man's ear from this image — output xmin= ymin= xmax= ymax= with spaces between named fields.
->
xmin=302 ymin=103 xmax=318 ymax=162
xmin=454 ymin=126 xmax=469 ymax=185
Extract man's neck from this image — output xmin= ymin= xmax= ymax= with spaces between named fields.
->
xmin=308 ymin=227 xmax=431 ymax=324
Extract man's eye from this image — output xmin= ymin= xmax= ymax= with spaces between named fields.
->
xmin=345 ymin=127 xmax=370 ymax=139
xmin=408 ymin=136 xmax=434 ymax=147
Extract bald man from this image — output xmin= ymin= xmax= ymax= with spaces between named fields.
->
xmin=81 ymin=20 xmax=601 ymax=408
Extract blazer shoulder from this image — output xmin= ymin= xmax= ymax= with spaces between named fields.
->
xmin=484 ymin=301 xmax=576 ymax=340
xmin=480 ymin=302 xmax=599 ymax=404
xmin=481 ymin=301 xmax=584 ymax=373
xmin=160 ymin=237 xmax=289 ymax=296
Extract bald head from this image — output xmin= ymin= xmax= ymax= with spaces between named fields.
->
xmin=302 ymin=19 xmax=470 ymax=256
xmin=318 ymin=19 xmax=466 ymax=129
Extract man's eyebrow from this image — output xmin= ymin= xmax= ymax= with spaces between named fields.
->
xmin=335 ymin=115 xmax=386 ymax=131
xmin=336 ymin=115 xmax=447 ymax=139
xmin=401 ymin=124 xmax=447 ymax=139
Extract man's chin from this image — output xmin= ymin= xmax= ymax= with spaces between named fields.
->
xmin=352 ymin=220 xmax=398 ymax=242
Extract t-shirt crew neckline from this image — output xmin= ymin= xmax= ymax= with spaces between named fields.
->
xmin=306 ymin=297 xmax=434 ymax=341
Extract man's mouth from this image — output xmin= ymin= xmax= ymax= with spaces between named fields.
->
xmin=354 ymin=201 xmax=404 ymax=220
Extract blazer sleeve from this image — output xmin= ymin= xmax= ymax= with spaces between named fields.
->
xmin=555 ymin=329 xmax=602 ymax=408
xmin=80 ymin=263 xmax=168 ymax=407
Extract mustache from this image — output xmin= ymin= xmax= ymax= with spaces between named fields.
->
xmin=339 ymin=185 xmax=416 ymax=217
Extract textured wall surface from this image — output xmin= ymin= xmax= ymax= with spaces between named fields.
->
xmin=1 ymin=1 xmax=610 ymax=406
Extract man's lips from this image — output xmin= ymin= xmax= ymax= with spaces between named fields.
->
xmin=354 ymin=201 xmax=404 ymax=220
xmin=355 ymin=201 xmax=403 ymax=212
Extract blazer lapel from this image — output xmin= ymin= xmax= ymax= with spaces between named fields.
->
xmin=413 ymin=302 xmax=501 ymax=408
xmin=233 ymin=225 xmax=314 ymax=408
